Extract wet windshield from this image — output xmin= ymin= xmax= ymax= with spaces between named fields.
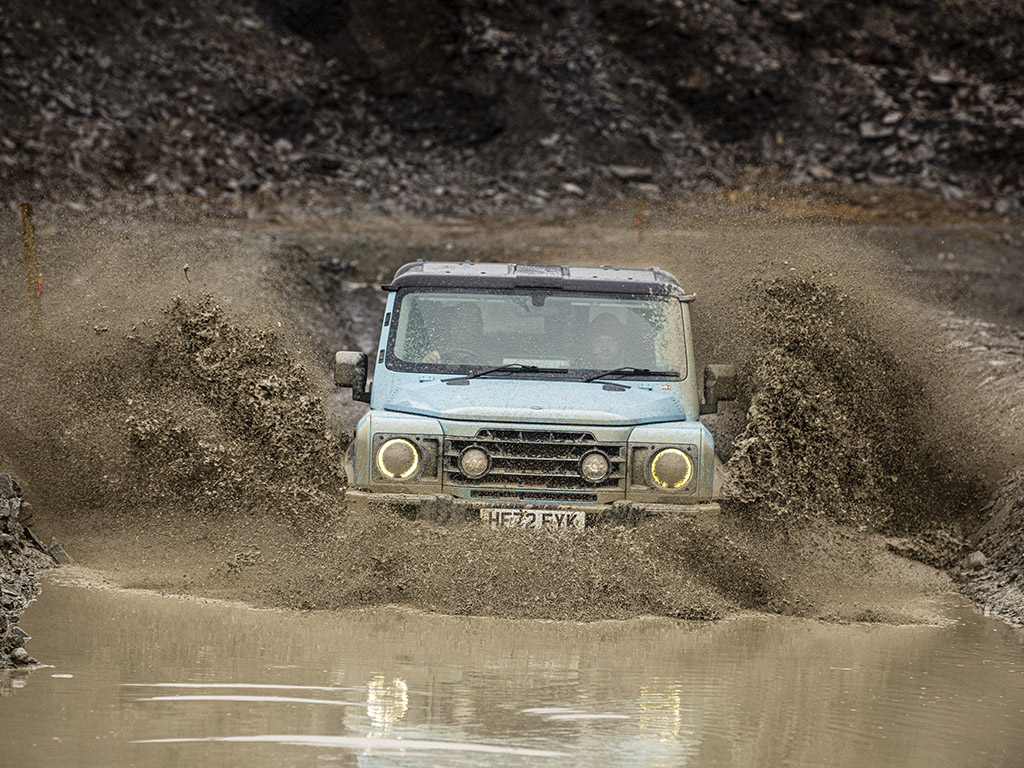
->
xmin=388 ymin=289 xmax=686 ymax=378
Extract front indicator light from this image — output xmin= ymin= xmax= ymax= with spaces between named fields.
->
xmin=459 ymin=447 xmax=490 ymax=479
xmin=650 ymin=448 xmax=693 ymax=489
xmin=376 ymin=438 xmax=419 ymax=479
xmin=580 ymin=451 xmax=610 ymax=483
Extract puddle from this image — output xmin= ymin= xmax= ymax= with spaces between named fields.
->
xmin=2 ymin=578 xmax=1024 ymax=767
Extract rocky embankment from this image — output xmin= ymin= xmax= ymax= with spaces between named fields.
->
xmin=1 ymin=0 xmax=1023 ymax=215
xmin=1 ymin=474 xmax=56 ymax=668
xmin=957 ymin=470 xmax=1024 ymax=625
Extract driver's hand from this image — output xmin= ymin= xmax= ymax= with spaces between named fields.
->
xmin=423 ymin=350 xmax=441 ymax=363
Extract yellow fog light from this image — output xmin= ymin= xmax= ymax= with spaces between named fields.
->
xmin=459 ymin=446 xmax=490 ymax=479
xmin=376 ymin=438 xmax=419 ymax=479
xmin=650 ymin=448 xmax=693 ymax=489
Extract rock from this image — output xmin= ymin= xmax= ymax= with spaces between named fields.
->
xmin=48 ymin=539 xmax=71 ymax=565
xmin=10 ymin=647 xmax=35 ymax=665
xmin=0 ymin=533 xmax=15 ymax=548
xmin=607 ymin=165 xmax=653 ymax=182
xmin=859 ymin=122 xmax=895 ymax=139
xmin=11 ymin=625 xmax=30 ymax=640
xmin=0 ymin=474 xmax=16 ymax=499
xmin=560 ymin=182 xmax=584 ymax=197
xmin=17 ymin=501 xmax=32 ymax=527
xmin=808 ymin=165 xmax=834 ymax=180
xmin=960 ymin=550 xmax=988 ymax=571
xmin=940 ymin=184 xmax=965 ymax=202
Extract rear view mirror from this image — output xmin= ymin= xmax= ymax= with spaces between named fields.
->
xmin=700 ymin=364 xmax=737 ymax=415
xmin=334 ymin=351 xmax=371 ymax=403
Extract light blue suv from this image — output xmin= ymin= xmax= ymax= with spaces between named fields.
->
xmin=334 ymin=261 xmax=735 ymax=528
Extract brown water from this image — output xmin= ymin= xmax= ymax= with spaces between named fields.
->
xmin=2 ymin=575 xmax=1024 ymax=767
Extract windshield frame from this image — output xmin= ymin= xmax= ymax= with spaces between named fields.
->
xmin=384 ymin=287 xmax=687 ymax=381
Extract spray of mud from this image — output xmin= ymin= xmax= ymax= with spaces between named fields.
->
xmin=0 ymin=207 xmax=1009 ymax=622
xmin=722 ymin=276 xmax=983 ymax=532
xmin=640 ymin=213 xmax=1005 ymax=529
xmin=0 ymin=211 xmax=346 ymax=575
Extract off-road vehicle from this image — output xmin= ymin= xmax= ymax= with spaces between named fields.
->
xmin=335 ymin=261 xmax=735 ymax=527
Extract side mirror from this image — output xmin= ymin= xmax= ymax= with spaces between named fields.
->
xmin=334 ymin=351 xmax=371 ymax=403
xmin=700 ymin=364 xmax=737 ymax=415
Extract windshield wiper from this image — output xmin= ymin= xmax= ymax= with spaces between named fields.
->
xmin=583 ymin=366 xmax=679 ymax=382
xmin=444 ymin=363 xmax=541 ymax=384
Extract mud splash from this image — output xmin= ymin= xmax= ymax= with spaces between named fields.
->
xmin=123 ymin=296 xmax=342 ymax=509
xmin=19 ymin=290 xmax=946 ymax=622
xmin=0 ymin=212 xmax=1010 ymax=623
xmin=724 ymin=277 xmax=983 ymax=533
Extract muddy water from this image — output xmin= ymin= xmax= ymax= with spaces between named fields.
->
xmin=3 ymin=576 xmax=1024 ymax=768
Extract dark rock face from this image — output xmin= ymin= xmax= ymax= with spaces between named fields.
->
xmin=0 ymin=473 xmax=52 ymax=669
xmin=1 ymin=0 xmax=1021 ymax=214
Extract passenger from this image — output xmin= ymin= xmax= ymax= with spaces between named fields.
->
xmin=423 ymin=302 xmax=484 ymax=363
xmin=585 ymin=312 xmax=624 ymax=368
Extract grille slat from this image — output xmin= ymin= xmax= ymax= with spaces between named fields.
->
xmin=449 ymin=437 xmax=600 ymax=447
xmin=455 ymin=467 xmax=626 ymax=481
xmin=444 ymin=429 xmax=626 ymax=494
xmin=470 ymin=489 xmax=598 ymax=503
xmin=444 ymin=452 xmax=624 ymax=465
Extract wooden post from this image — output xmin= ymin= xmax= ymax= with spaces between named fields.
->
xmin=19 ymin=203 xmax=42 ymax=323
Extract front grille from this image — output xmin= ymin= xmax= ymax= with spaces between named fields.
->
xmin=444 ymin=428 xmax=625 ymax=493
xmin=469 ymin=488 xmax=599 ymax=503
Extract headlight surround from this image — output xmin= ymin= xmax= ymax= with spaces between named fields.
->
xmin=459 ymin=446 xmax=490 ymax=480
xmin=376 ymin=437 xmax=420 ymax=479
xmin=649 ymin=447 xmax=693 ymax=489
xmin=580 ymin=451 xmax=611 ymax=483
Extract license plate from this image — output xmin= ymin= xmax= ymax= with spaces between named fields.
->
xmin=481 ymin=508 xmax=585 ymax=529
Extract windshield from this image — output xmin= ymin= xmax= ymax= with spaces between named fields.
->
xmin=387 ymin=289 xmax=686 ymax=379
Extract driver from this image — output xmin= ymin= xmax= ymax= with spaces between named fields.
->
xmin=586 ymin=312 xmax=624 ymax=368
xmin=423 ymin=302 xmax=484 ymax=363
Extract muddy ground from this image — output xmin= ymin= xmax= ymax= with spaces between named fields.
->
xmin=1 ymin=196 xmax=1021 ymax=625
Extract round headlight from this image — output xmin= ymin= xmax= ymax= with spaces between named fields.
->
xmin=650 ymin=448 xmax=693 ymax=489
xmin=376 ymin=438 xmax=419 ymax=479
xmin=459 ymin=446 xmax=490 ymax=479
xmin=580 ymin=451 xmax=610 ymax=483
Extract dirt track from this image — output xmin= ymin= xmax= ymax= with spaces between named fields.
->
xmin=1 ymin=197 xmax=1021 ymax=623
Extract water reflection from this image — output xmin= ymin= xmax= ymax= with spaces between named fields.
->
xmin=134 ymin=733 xmax=567 ymax=757
xmin=136 ymin=694 xmax=358 ymax=707
xmin=637 ymin=681 xmax=696 ymax=744
xmin=1 ymin=580 xmax=1024 ymax=768
xmin=365 ymin=675 xmax=409 ymax=731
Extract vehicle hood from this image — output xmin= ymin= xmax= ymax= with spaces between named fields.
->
xmin=381 ymin=378 xmax=688 ymax=426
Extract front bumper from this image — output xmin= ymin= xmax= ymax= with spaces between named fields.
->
xmin=344 ymin=490 xmax=720 ymax=526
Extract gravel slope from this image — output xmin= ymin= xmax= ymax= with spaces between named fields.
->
xmin=1 ymin=0 xmax=1022 ymax=215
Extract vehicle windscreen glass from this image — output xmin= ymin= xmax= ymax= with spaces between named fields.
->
xmin=387 ymin=289 xmax=686 ymax=379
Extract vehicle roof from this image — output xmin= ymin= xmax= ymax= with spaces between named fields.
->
xmin=384 ymin=260 xmax=690 ymax=298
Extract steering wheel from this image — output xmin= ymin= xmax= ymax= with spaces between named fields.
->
xmin=444 ymin=348 xmax=486 ymax=364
